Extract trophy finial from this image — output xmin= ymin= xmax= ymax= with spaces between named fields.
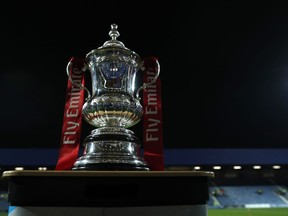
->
xmin=102 ymin=23 xmax=126 ymax=48
xmin=109 ymin=24 xmax=120 ymax=41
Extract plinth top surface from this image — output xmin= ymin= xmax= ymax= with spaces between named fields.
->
xmin=2 ymin=170 xmax=214 ymax=178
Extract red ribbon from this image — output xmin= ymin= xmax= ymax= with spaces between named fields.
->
xmin=142 ymin=56 xmax=164 ymax=171
xmin=55 ymin=57 xmax=85 ymax=170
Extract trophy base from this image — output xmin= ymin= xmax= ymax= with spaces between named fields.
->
xmin=72 ymin=127 xmax=150 ymax=171
xmin=72 ymin=163 xmax=149 ymax=171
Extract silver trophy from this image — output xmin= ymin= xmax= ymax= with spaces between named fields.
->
xmin=67 ymin=24 xmax=160 ymax=170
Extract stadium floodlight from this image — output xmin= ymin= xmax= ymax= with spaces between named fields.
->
xmin=253 ymin=165 xmax=261 ymax=169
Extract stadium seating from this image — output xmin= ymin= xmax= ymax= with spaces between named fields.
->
xmin=208 ymin=185 xmax=288 ymax=208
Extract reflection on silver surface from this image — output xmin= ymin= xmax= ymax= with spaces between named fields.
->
xmin=70 ymin=24 xmax=159 ymax=171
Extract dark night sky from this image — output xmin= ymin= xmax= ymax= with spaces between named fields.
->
xmin=1 ymin=0 xmax=288 ymax=149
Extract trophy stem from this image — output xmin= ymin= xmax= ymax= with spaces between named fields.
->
xmin=72 ymin=127 xmax=149 ymax=171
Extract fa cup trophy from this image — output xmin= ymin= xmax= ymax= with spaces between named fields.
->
xmin=66 ymin=24 xmax=160 ymax=171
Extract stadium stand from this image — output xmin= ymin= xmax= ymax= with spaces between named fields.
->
xmin=208 ymin=185 xmax=288 ymax=208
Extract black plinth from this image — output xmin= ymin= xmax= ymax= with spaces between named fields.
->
xmin=2 ymin=170 xmax=214 ymax=208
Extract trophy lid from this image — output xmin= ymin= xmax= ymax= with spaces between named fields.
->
xmin=86 ymin=24 xmax=141 ymax=67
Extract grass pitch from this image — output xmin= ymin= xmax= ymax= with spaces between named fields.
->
xmin=208 ymin=207 xmax=288 ymax=216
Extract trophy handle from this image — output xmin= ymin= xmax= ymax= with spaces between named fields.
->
xmin=66 ymin=60 xmax=91 ymax=100
xmin=136 ymin=58 xmax=160 ymax=100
